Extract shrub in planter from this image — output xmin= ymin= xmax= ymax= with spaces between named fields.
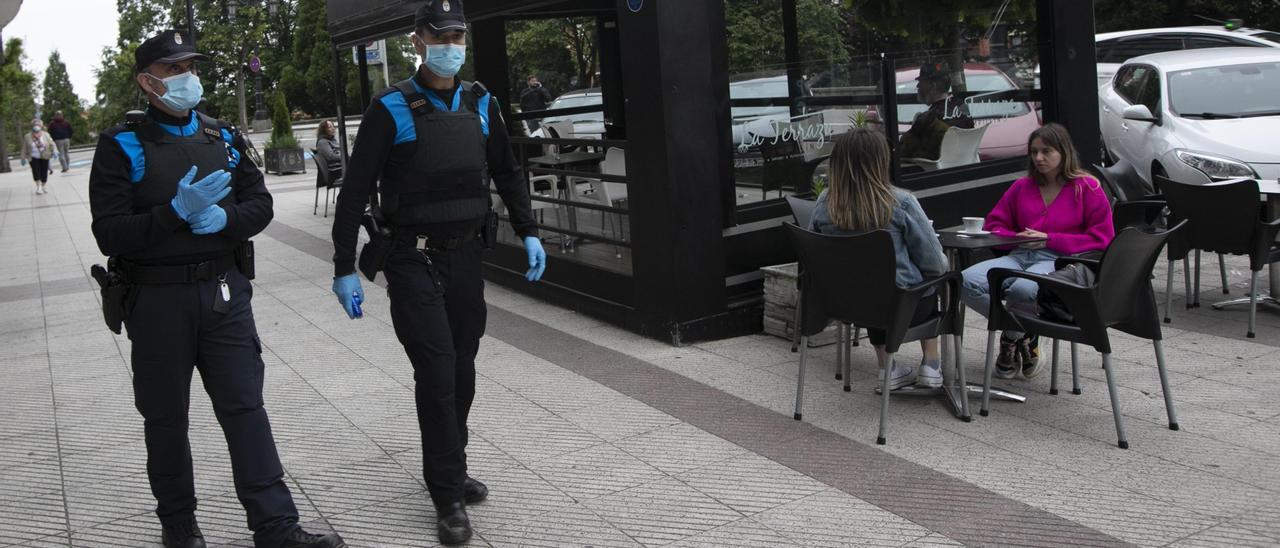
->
xmin=263 ymin=91 xmax=306 ymax=175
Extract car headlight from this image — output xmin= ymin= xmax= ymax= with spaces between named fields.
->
xmin=1174 ymin=150 xmax=1259 ymax=180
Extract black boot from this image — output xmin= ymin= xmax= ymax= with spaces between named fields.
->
xmin=436 ymin=502 xmax=473 ymax=545
xmin=161 ymin=517 xmax=206 ymax=548
xmin=279 ymin=527 xmax=347 ymax=548
xmin=464 ymin=476 xmax=488 ymax=504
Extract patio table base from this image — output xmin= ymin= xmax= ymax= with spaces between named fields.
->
xmin=874 ymin=383 xmax=1026 ymax=421
xmin=1211 ymin=293 xmax=1280 ymax=311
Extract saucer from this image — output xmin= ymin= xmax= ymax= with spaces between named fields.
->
xmin=957 ymin=229 xmax=990 ymax=236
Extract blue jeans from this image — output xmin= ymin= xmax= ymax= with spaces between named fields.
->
xmin=961 ymin=248 xmax=1061 ymax=339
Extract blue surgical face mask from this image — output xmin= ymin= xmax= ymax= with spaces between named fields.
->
xmin=424 ymin=44 xmax=467 ymax=78
xmin=149 ymin=71 xmax=204 ymax=113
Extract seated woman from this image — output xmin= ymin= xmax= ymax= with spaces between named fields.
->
xmin=961 ymin=123 xmax=1113 ymax=380
xmin=809 ymin=128 xmax=949 ymax=389
xmin=315 ymin=120 xmax=344 ymax=179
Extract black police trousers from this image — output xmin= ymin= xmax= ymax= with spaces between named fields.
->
xmin=125 ymin=268 xmax=298 ymax=547
xmin=382 ymin=240 xmax=486 ymax=508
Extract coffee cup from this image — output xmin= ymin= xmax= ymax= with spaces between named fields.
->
xmin=962 ymin=217 xmax=985 ymax=232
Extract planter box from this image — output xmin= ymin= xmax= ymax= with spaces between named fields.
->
xmin=761 ymin=262 xmax=839 ymax=347
xmin=264 ymin=147 xmax=307 ymax=175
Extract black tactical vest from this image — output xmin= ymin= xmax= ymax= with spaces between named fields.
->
xmin=379 ymin=80 xmax=490 ymax=227
xmin=126 ymin=112 xmax=240 ymax=264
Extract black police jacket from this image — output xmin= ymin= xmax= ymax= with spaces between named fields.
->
xmin=89 ymin=108 xmax=273 ymax=266
xmin=331 ymin=70 xmax=540 ymax=278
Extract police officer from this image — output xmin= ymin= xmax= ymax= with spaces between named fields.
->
xmin=330 ymin=0 xmax=546 ymax=544
xmin=88 ymin=30 xmax=346 ymax=548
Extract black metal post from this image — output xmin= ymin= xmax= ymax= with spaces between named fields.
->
xmin=1037 ymin=0 xmax=1101 ymax=166
xmin=0 ymin=32 xmax=8 ymax=173
xmin=881 ymin=53 xmax=901 ymax=184
xmin=185 ymin=0 xmax=197 ymax=48
xmin=253 ymin=71 xmax=267 ymax=123
xmin=781 ymin=0 xmax=802 ymax=118
xmin=356 ymin=44 xmax=371 ymax=109
xmin=332 ymin=45 xmax=350 ymax=171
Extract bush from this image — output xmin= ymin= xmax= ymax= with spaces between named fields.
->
xmin=265 ymin=91 xmax=296 ymax=149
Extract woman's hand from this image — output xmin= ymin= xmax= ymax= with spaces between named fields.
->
xmin=1017 ymin=228 xmax=1047 ymax=249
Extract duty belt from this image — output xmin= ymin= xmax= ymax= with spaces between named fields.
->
xmin=120 ymin=254 xmax=238 ymax=285
xmin=394 ymin=231 xmax=480 ymax=252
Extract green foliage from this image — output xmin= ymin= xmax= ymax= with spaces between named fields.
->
xmin=266 ymin=91 xmax=296 ymax=149
xmin=725 ymin=0 xmax=848 ymax=77
xmin=810 ymin=176 xmax=827 ymax=197
xmin=89 ymin=45 xmax=140 ymax=135
xmin=505 ymin=18 xmax=597 ymax=102
xmin=40 ymin=51 xmax=91 ymax=144
xmin=1 ymin=38 xmax=39 ymax=156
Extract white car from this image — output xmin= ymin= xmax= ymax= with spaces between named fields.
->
xmin=1094 ymin=25 xmax=1280 ymax=87
xmin=1098 ymin=47 xmax=1280 ymax=186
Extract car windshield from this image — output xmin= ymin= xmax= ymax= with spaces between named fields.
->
xmin=729 ymin=78 xmax=790 ymax=120
xmin=896 ymin=73 xmax=1029 ymax=121
xmin=1250 ymin=31 xmax=1280 ymax=44
xmin=1168 ymin=61 xmax=1280 ymax=118
xmin=545 ymin=94 xmax=603 ymax=122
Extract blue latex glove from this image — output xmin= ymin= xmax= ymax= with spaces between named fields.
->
xmin=523 ymin=236 xmax=546 ymax=282
xmin=189 ymin=205 xmax=227 ymax=235
xmin=170 ymin=166 xmax=232 ymax=220
xmin=332 ymin=274 xmax=364 ymax=319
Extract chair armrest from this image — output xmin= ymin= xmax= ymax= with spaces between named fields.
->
xmin=901 ymin=271 xmax=960 ymax=297
xmin=1254 ymin=217 xmax=1280 ymax=268
xmin=1054 ymin=254 xmax=1101 ymax=274
xmin=902 ymin=272 xmax=964 ymax=335
xmin=987 ymin=268 xmax=1098 ymax=332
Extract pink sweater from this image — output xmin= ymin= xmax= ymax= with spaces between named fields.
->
xmin=984 ymin=176 xmax=1114 ymax=255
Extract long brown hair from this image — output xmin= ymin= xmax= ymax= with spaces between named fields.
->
xmin=825 ymin=127 xmax=896 ymax=231
xmin=316 ymin=120 xmax=335 ymax=141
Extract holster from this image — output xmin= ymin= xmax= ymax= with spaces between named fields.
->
xmin=358 ymin=205 xmax=394 ymax=282
xmin=481 ymin=209 xmax=498 ymax=250
xmin=90 ymin=258 xmax=132 ymax=335
xmin=235 ymin=240 xmax=256 ymax=280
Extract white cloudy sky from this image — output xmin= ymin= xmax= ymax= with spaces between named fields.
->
xmin=5 ymin=0 xmax=121 ymax=105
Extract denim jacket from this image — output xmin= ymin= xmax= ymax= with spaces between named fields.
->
xmin=808 ymin=188 xmax=948 ymax=288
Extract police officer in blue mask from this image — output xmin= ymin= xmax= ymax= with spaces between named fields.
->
xmin=88 ymin=30 xmax=346 ymax=548
xmin=330 ymin=0 xmax=546 ymax=544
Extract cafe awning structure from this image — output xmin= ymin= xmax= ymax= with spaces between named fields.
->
xmin=324 ymin=0 xmax=1102 ymax=345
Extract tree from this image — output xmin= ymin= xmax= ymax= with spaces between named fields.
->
xmin=41 ymin=51 xmax=90 ymax=144
xmin=1 ymin=38 xmax=39 ymax=158
xmin=89 ymin=0 xmax=178 ymax=135
xmin=724 ymin=0 xmax=849 ymax=79
xmin=266 ymin=91 xmax=297 ymax=148
xmin=505 ymin=18 xmax=597 ymax=100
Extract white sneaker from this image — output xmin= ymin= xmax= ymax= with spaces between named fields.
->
xmin=917 ymin=361 xmax=943 ymax=388
xmin=878 ymin=364 xmax=916 ymax=390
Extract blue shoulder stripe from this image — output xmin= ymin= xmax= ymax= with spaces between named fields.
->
xmin=478 ymin=94 xmax=492 ymax=138
xmin=220 ymin=128 xmax=241 ymax=168
xmin=112 ymin=132 xmax=145 ymax=183
xmin=379 ymin=92 xmax=416 ymax=145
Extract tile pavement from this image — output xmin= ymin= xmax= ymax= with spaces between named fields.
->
xmin=1 ymin=161 xmax=1278 ymax=547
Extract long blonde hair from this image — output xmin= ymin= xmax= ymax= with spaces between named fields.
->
xmin=826 ymin=128 xmax=896 ymax=231
xmin=1027 ymin=123 xmax=1096 ymax=195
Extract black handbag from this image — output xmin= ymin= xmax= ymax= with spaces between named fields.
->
xmin=1036 ymin=262 xmax=1096 ymax=323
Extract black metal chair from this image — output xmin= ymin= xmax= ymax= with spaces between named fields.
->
xmin=1158 ymin=177 xmax=1280 ymax=338
xmin=312 ymin=153 xmax=343 ymax=218
xmin=783 ymin=196 xmax=860 ymax=372
xmin=785 ymin=224 xmax=961 ymax=445
xmin=980 ymin=224 xmax=1186 ymax=448
xmin=760 ymin=139 xmax=804 ymax=200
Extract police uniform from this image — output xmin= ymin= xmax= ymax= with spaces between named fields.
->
xmin=329 ymin=0 xmax=540 ymax=541
xmin=88 ymin=30 xmax=344 ymax=548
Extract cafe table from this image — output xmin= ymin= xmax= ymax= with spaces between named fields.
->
xmin=883 ymin=230 xmax=1047 ymax=420
xmin=1205 ymin=178 xmax=1280 ymax=310
xmin=527 ymin=151 xmax=606 ymax=249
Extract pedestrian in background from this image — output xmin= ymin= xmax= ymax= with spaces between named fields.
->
xmin=314 ymin=119 xmax=343 ymax=179
xmin=48 ymin=111 xmax=74 ymax=172
xmin=22 ymin=123 xmax=55 ymax=194
xmin=519 ymin=75 xmax=552 ymax=133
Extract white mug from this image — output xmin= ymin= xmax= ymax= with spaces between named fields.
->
xmin=962 ymin=217 xmax=985 ymax=232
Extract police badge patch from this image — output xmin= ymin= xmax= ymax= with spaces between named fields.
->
xmin=442 ymin=0 xmax=451 ymax=12
xmin=175 ymin=32 xmax=183 ymax=45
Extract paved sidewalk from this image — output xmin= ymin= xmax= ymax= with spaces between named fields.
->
xmin=1 ymin=162 xmax=1278 ymax=547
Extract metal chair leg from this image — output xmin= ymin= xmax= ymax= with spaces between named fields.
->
xmin=1164 ymin=259 xmax=1175 ymax=323
xmin=314 ymin=187 xmax=320 ymax=215
xmin=980 ymin=331 xmax=997 ymax=416
xmin=1070 ymin=342 xmax=1081 ymax=395
xmin=1193 ymin=250 xmax=1202 ymax=308
xmin=877 ymin=352 xmax=895 ymax=445
xmin=794 ymin=336 xmax=809 ymax=421
xmin=852 ymin=326 xmax=860 ymax=347
xmin=835 ymin=324 xmax=845 ymax=381
xmin=324 ymin=187 xmax=331 ymax=218
xmin=843 ymin=324 xmax=852 ymax=392
xmin=954 ymin=334 xmax=971 ymax=421
xmin=1183 ymin=257 xmax=1193 ymax=309
xmin=1049 ymin=339 xmax=1060 ymax=395
xmin=1248 ymin=270 xmax=1258 ymax=339
xmin=1219 ymin=254 xmax=1229 ymax=294
xmin=1101 ymin=353 xmax=1129 ymax=449
xmin=791 ymin=293 xmax=801 ymax=353
xmin=1153 ymin=340 xmax=1179 ymax=430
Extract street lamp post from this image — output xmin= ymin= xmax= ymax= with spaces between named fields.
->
xmin=227 ymin=0 xmax=277 ymax=132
